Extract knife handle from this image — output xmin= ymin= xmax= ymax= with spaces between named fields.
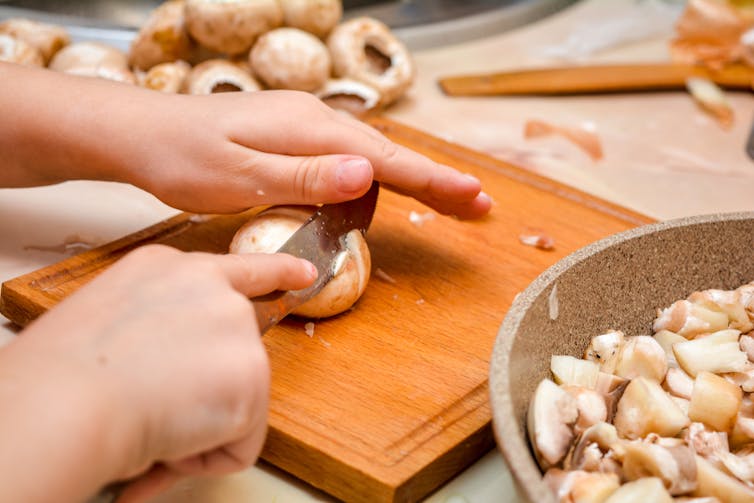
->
xmin=438 ymin=63 xmax=754 ymax=96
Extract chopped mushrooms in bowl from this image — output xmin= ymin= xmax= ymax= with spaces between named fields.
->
xmin=490 ymin=212 xmax=754 ymax=503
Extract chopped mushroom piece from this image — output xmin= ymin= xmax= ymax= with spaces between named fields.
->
xmin=614 ymin=377 xmax=690 ymax=440
xmin=665 ymin=367 xmax=695 ymax=400
xmin=585 ymin=331 xmax=625 ymax=374
xmin=621 ymin=440 xmax=698 ymax=495
xmin=527 ymin=379 xmax=578 ymax=470
xmin=692 ymin=455 xmax=754 ymax=503
xmin=655 ymin=329 xmax=690 ymax=368
xmin=686 ymin=77 xmax=734 ymax=129
xmin=595 ymin=372 xmax=629 ymax=422
xmin=688 ymin=371 xmax=743 ymax=433
xmin=604 ymin=477 xmax=673 ymax=503
xmin=718 ymin=445 xmax=754 ymax=484
xmin=563 ymin=386 xmax=608 ymax=436
xmin=564 ymin=422 xmax=624 ymax=474
xmin=723 ymin=365 xmax=754 ymax=393
xmin=654 ymin=300 xmax=729 ymax=339
xmin=689 ymin=289 xmax=754 ymax=334
xmin=544 ymin=469 xmax=620 ymax=503
xmin=615 ymin=336 xmax=668 ymax=382
xmin=741 ymin=335 xmax=754 ymax=363
xmin=672 ymin=396 xmax=691 ymax=416
xmin=673 ymin=329 xmax=748 ymax=377
xmin=551 ymin=355 xmax=600 ymax=388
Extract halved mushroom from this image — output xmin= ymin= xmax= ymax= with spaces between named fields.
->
xmin=0 ymin=18 xmax=69 ymax=65
xmin=562 ymin=386 xmax=608 ymax=435
xmin=689 ymin=289 xmax=754 ymax=333
xmin=250 ymin=28 xmax=331 ymax=92
xmin=184 ymin=59 xmax=260 ymax=94
xmin=654 ymin=300 xmax=729 ymax=339
xmin=327 ymin=17 xmax=415 ymax=106
xmin=654 ymin=329 xmax=687 ymax=368
xmin=138 ymin=60 xmax=191 ymax=93
xmin=622 ymin=438 xmax=697 ymax=495
xmin=185 ymin=0 xmax=283 ymax=55
xmin=527 ymin=379 xmax=578 ymax=470
xmin=279 ymin=0 xmax=342 ymax=38
xmin=665 ymin=367 xmax=695 ymax=400
xmin=584 ymin=330 xmax=625 ymax=374
xmin=692 ymin=455 xmax=754 ymax=503
xmin=673 ymin=329 xmax=748 ymax=377
xmin=229 ymin=206 xmax=371 ymax=318
xmin=544 ymin=468 xmax=620 ymax=503
xmin=315 ymin=78 xmax=381 ymax=117
xmin=0 ymin=33 xmax=43 ymax=67
xmin=615 ymin=335 xmax=668 ymax=382
xmin=688 ymin=371 xmax=743 ymax=433
xmin=128 ymin=0 xmax=194 ymax=71
xmin=614 ymin=377 xmax=690 ymax=440
xmin=551 ymin=355 xmax=600 ymax=388
xmin=604 ymin=477 xmax=673 ymax=503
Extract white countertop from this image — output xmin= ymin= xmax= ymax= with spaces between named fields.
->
xmin=2 ymin=0 xmax=753 ymax=501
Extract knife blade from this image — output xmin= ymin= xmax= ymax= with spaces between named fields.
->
xmin=439 ymin=63 xmax=754 ymax=97
xmin=252 ymin=181 xmax=380 ymax=333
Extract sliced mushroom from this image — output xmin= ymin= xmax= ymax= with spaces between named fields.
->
xmin=0 ymin=18 xmax=69 ymax=65
xmin=689 ymin=289 xmax=754 ymax=333
xmin=562 ymin=386 xmax=608 ymax=435
xmin=551 ymin=355 xmax=600 ymax=388
xmin=673 ymin=329 xmax=748 ymax=377
xmin=0 ymin=33 xmax=43 ymax=67
xmin=622 ymin=440 xmax=698 ymax=495
xmin=665 ymin=367 xmax=695 ymax=400
xmin=615 ymin=335 xmax=668 ymax=382
xmin=315 ymin=78 xmax=381 ymax=117
xmin=655 ymin=329 xmax=687 ymax=368
xmin=128 ymin=0 xmax=194 ymax=71
xmin=692 ymin=455 xmax=754 ymax=503
xmin=139 ymin=60 xmax=191 ymax=93
xmin=229 ymin=206 xmax=371 ymax=318
xmin=185 ymin=0 xmax=283 ymax=55
xmin=654 ymin=300 xmax=729 ymax=339
xmin=250 ymin=28 xmax=331 ymax=92
xmin=688 ymin=371 xmax=743 ymax=433
xmin=184 ymin=59 xmax=260 ymax=94
xmin=327 ymin=17 xmax=415 ymax=106
xmin=614 ymin=377 xmax=690 ymax=440
xmin=544 ymin=468 xmax=620 ymax=503
xmin=527 ymin=379 xmax=578 ymax=470
xmin=584 ymin=330 xmax=625 ymax=374
xmin=604 ymin=477 xmax=673 ymax=503
xmin=279 ymin=0 xmax=342 ymax=38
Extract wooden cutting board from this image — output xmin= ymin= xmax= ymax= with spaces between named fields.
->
xmin=0 ymin=117 xmax=654 ymax=502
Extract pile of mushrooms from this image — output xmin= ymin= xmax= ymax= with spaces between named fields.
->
xmin=528 ymin=281 xmax=754 ymax=502
xmin=0 ymin=0 xmax=415 ymax=116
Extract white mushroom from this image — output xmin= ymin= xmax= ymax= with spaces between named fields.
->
xmin=665 ymin=367 xmax=695 ymax=400
xmin=527 ymin=379 xmax=578 ymax=470
xmin=688 ymin=371 xmax=742 ymax=433
xmin=613 ymin=377 xmax=690 ymax=440
xmin=615 ymin=335 xmax=668 ymax=382
xmin=49 ymin=42 xmax=135 ymax=84
xmin=250 ymin=28 xmax=331 ymax=92
xmin=185 ymin=0 xmax=283 ymax=55
xmin=184 ymin=59 xmax=260 ymax=94
xmin=622 ymin=440 xmax=698 ymax=495
xmin=654 ymin=300 xmax=729 ymax=339
xmin=0 ymin=18 xmax=69 ymax=65
xmin=315 ymin=78 xmax=381 ymax=117
xmin=692 ymin=455 xmax=754 ymax=503
xmin=604 ymin=478 xmax=673 ymax=503
xmin=139 ymin=60 xmax=192 ymax=93
xmin=544 ymin=468 xmax=620 ymax=503
xmin=279 ymin=0 xmax=342 ymax=38
xmin=562 ymin=386 xmax=608 ymax=435
xmin=327 ymin=17 xmax=415 ymax=106
xmin=229 ymin=206 xmax=371 ymax=318
xmin=584 ymin=330 xmax=625 ymax=374
xmin=0 ymin=34 xmax=43 ymax=67
xmin=550 ymin=355 xmax=599 ymax=388
xmin=673 ymin=329 xmax=748 ymax=377
xmin=128 ymin=0 xmax=194 ymax=71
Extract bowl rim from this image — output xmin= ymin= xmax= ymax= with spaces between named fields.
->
xmin=488 ymin=211 xmax=754 ymax=503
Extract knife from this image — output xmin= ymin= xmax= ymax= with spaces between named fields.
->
xmin=439 ymin=63 xmax=754 ymax=97
xmin=252 ymin=181 xmax=380 ymax=333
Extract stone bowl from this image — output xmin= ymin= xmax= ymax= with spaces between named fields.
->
xmin=489 ymin=212 xmax=754 ymax=503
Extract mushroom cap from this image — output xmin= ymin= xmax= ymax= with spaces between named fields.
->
xmin=229 ymin=206 xmax=371 ymax=318
xmin=185 ymin=0 xmax=283 ymax=55
xmin=279 ymin=0 xmax=342 ymax=38
xmin=139 ymin=60 xmax=192 ymax=93
xmin=315 ymin=78 xmax=381 ymax=117
xmin=327 ymin=16 xmax=415 ymax=105
xmin=129 ymin=0 xmax=194 ymax=71
xmin=250 ymin=27 xmax=331 ymax=92
xmin=0 ymin=18 xmax=69 ymax=65
xmin=49 ymin=42 xmax=129 ymax=73
xmin=184 ymin=58 xmax=260 ymax=94
xmin=0 ymin=34 xmax=43 ymax=67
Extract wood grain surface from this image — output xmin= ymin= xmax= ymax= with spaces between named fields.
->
xmin=438 ymin=63 xmax=754 ymax=96
xmin=0 ymin=117 xmax=654 ymax=502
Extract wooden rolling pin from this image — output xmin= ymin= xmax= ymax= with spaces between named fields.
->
xmin=438 ymin=63 xmax=754 ymax=96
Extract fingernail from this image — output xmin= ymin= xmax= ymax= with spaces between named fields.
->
xmin=302 ymin=259 xmax=318 ymax=279
xmin=336 ymin=157 xmax=373 ymax=193
xmin=479 ymin=191 xmax=494 ymax=205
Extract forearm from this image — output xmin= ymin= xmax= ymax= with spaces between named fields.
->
xmin=0 ymin=62 xmax=161 ymax=189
